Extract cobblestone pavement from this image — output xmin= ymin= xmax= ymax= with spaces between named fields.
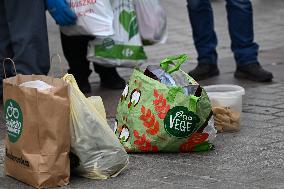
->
xmin=1 ymin=0 xmax=284 ymax=188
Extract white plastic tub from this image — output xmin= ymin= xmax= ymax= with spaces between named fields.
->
xmin=204 ymin=85 xmax=245 ymax=132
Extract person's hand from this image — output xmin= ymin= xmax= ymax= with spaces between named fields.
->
xmin=46 ymin=0 xmax=77 ymax=26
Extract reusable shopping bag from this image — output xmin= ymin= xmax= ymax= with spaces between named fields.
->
xmin=3 ymin=61 xmax=70 ymax=188
xmin=87 ymin=0 xmax=147 ymax=67
xmin=134 ymin=0 xmax=167 ymax=45
xmin=61 ymin=0 xmax=114 ymax=36
xmin=62 ymin=74 xmax=129 ymax=179
xmin=116 ymin=55 xmax=216 ymax=153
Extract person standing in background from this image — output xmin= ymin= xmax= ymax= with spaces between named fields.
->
xmin=0 ymin=0 xmax=50 ymax=98
xmin=46 ymin=0 xmax=126 ymax=94
xmin=186 ymin=0 xmax=273 ymax=82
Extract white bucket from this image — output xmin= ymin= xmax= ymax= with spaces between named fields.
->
xmin=204 ymin=85 xmax=245 ymax=132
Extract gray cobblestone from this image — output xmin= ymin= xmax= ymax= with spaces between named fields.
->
xmin=242 ymin=112 xmax=278 ymax=122
xmin=274 ymin=103 xmax=284 ymax=109
xmin=246 ymin=93 xmax=284 ymax=101
xmin=243 ymin=99 xmax=283 ymax=108
xmin=243 ymin=106 xmax=282 ymax=115
xmin=273 ymin=112 xmax=284 ymax=117
xmin=246 ymin=87 xmax=284 ymax=95
xmin=241 ymin=119 xmax=280 ymax=129
xmin=268 ymin=117 xmax=284 ymax=125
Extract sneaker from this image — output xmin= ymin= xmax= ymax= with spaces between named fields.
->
xmin=188 ymin=64 xmax=220 ymax=81
xmin=234 ymin=63 xmax=273 ymax=82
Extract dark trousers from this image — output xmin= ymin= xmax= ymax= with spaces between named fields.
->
xmin=187 ymin=0 xmax=259 ymax=65
xmin=0 ymin=0 xmax=50 ymax=96
xmin=60 ymin=32 xmax=110 ymax=79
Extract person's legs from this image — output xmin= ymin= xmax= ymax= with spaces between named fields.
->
xmin=60 ymin=32 xmax=93 ymax=93
xmin=60 ymin=33 xmax=125 ymax=92
xmin=93 ymin=64 xmax=126 ymax=89
xmin=187 ymin=0 xmax=219 ymax=80
xmin=226 ymin=0 xmax=273 ymax=81
xmin=226 ymin=0 xmax=258 ymax=65
xmin=5 ymin=0 xmax=50 ymax=76
xmin=0 ymin=1 xmax=14 ymax=98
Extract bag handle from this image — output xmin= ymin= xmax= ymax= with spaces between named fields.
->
xmin=50 ymin=53 xmax=65 ymax=77
xmin=160 ymin=54 xmax=188 ymax=74
xmin=160 ymin=54 xmax=201 ymax=112
xmin=2 ymin=58 xmax=17 ymax=79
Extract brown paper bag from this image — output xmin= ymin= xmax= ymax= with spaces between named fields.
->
xmin=3 ymin=74 xmax=70 ymax=188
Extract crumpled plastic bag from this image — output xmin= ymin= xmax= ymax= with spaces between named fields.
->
xmin=19 ymin=80 xmax=54 ymax=91
xmin=134 ymin=0 xmax=167 ymax=44
xmin=87 ymin=0 xmax=147 ymax=67
xmin=62 ymin=74 xmax=129 ymax=179
xmin=61 ymin=0 xmax=114 ymax=36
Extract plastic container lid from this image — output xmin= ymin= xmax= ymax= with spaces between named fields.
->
xmin=203 ymin=84 xmax=245 ymax=97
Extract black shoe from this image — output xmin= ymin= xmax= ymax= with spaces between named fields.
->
xmin=68 ymin=70 xmax=92 ymax=94
xmin=94 ymin=65 xmax=126 ymax=89
xmin=234 ymin=63 xmax=273 ymax=82
xmin=76 ymin=78 xmax=91 ymax=94
xmin=100 ymin=72 xmax=126 ymax=89
xmin=188 ymin=64 xmax=220 ymax=81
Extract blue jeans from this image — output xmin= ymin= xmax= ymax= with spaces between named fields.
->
xmin=0 ymin=0 xmax=50 ymax=97
xmin=187 ymin=0 xmax=259 ymax=65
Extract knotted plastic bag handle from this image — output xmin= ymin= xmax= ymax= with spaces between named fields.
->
xmin=160 ymin=54 xmax=188 ymax=74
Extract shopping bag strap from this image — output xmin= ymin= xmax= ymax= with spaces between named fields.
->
xmin=160 ymin=54 xmax=188 ymax=74
xmin=189 ymin=95 xmax=199 ymax=113
xmin=50 ymin=53 xmax=65 ymax=77
xmin=2 ymin=58 xmax=17 ymax=79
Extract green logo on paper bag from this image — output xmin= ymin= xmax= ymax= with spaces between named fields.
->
xmin=4 ymin=99 xmax=23 ymax=143
xmin=164 ymin=106 xmax=200 ymax=138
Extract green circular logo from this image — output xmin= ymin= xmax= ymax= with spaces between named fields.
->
xmin=164 ymin=106 xmax=200 ymax=138
xmin=4 ymin=99 xmax=23 ymax=143
xmin=102 ymin=38 xmax=115 ymax=49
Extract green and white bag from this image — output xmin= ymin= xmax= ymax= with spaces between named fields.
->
xmin=87 ymin=0 xmax=147 ymax=67
xmin=115 ymin=55 xmax=216 ymax=153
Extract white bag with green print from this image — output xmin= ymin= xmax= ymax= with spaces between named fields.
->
xmin=87 ymin=0 xmax=147 ymax=67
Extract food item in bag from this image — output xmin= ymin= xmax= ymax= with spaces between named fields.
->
xmin=144 ymin=65 xmax=199 ymax=96
xmin=212 ymin=107 xmax=240 ymax=132
xmin=144 ymin=65 xmax=176 ymax=86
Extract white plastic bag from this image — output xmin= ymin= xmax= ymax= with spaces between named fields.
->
xmin=87 ymin=0 xmax=147 ymax=67
xmin=134 ymin=0 xmax=167 ymax=44
xmin=19 ymin=80 xmax=54 ymax=91
xmin=61 ymin=0 xmax=114 ymax=36
xmin=62 ymin=74 xmax=129 ymax=179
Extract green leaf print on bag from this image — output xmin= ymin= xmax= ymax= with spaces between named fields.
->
xmin=119 ymin=10 xmax=138 ymax=40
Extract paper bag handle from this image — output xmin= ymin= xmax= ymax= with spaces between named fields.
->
xmin=2 ymin=58 xmax=17 ymax=79
xmin=160 ymin=54 xmax=188 ymax=74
